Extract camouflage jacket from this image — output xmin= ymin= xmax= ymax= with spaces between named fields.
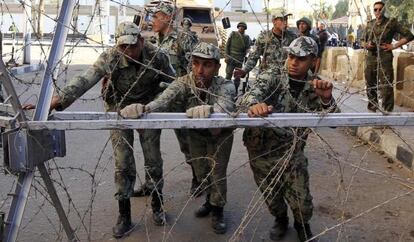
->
xmin=241 ymin=73 xmax=339 ymax=156
xmin=58 ymin=41 xmax=175 ymax=109
xmin=158 ymin=29 xmax=198 ymax=77
xmin=364 ymin=17 xmax=414 ymax=48
xmin=243 ymin=29 xmax=297 ymax=73
xmin=147 ymin=72 xmax=235 ymax=114
xmin=225 ymin=31 xmax=251 ymax=63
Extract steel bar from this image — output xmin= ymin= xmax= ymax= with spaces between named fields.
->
xmin=21 ymin=112 xmax=414 ymax=130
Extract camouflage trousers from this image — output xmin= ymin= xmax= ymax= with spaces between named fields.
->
xmin=106 ymin=105 xmax=163 ymax=201
xmin=225 ymin=59 xmax=243 ymax=96
xmin=246 ymin=148 xmax=313 ymax=223
xmin=364 ymin=52 xmax=394 ymax=112
xmin=174 ymin=129 xmax=192 ymax=163
xmin=188 ymin=130 xmax=234 ymax=207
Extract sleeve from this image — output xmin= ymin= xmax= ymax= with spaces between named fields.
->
xmin=395 ymin=19 xmax=414 ymax=42
xmin=58 ymin=51 xmax=108 ymax=109
xmin=213 ymin=80 xmax=236 ymax=114
xmin=242 ymin=31 xmax=265 ymax=73
xmin=239 ymin=71 xmax=276 ymax=108
xmin=159 ymin=51 xmax=176 ymax=83
xmin=225 ymin=32 xmax=232 ymax=56
xmin=146 ymin=78 xmax=186 ymax=112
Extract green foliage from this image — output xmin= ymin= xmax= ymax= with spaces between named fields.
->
xmin=332 ymin=0 xmax=349 ymax=19
xmin=385 ymin=0 xmax=414 ymax=24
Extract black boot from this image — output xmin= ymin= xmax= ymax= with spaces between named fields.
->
xmin=151 ymin=192 xmax=166 ymax=226
xmin=211 ymin=206 xmax=226 ymax=234
xmin=189 ymin=165 xmax=204 ymax=197
xmin=112 ymin=199 xmax=134 ymax=239
xmin=194 ymin=195 xmax=212 ymax=218
xmin=294 ymin=221 xmax=315 ymax=242
xmin=132 ymin=182 xmax=152 ymax=197
xmin=269 ymin=216 xmax=289 ymax=241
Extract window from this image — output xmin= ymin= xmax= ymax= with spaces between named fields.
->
xmin=183 ymin=9 xmax=212 ymax=24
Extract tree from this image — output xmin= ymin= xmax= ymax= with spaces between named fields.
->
xmin=385 ymin=0 xmax=414 ymax=25
xmin=332 ymin=0 xmax=349 ymax=19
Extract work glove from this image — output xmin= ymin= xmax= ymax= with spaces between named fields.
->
xmin=120 ymin=103 xmax=146 ymax=119
xmin=186 ymin=105 xmax=213 ymax=118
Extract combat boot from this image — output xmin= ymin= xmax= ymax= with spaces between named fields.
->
xmin=211 ymin=206 xmax=226 ymax=234
xmin=294 ymin=221 xmax=316 ymax=242
xmin=194 ymin=198 xmax=212 ymax=218
xmin=269 ymin=216 xmax=289 ymax=241
xmin=112 ymin=199 xmax=134 ymax=239
xmin=132 ymin=182 xmax=152 ymax=197
xmin=152 ymin=192 xmax=166 ymax=226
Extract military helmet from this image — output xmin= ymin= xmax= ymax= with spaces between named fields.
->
xmin=153 ymin=1 xmax=175 ymax=16
xmin=296 ymin=17 xmax=312 ymax=30
xmin=237 ymin=22 xmax=247 ymax=30
xmin=272 ymin=9 xmax=292 ymax=20
xmin=115 ymin=22 xmax=141 ymax=45
xmin=191 ymin=42 xmax=221 ymax=62
xmin=287 ymin=36 xmax=318 ymax=57
xmin=182 ymin=17 xmax=192 ymax=27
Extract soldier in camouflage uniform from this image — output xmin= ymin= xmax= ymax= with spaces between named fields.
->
xmin=364 ymin=1 xmax=414 ymax=112
xmin=241 ymin=36 xmax=338 ymax=242
xmin=296 ymin=17 xmax=323 ymax=73
xmin=24 ymin=22 xmax=175 ymax=238
xmin=121 ymin=42 xmax=235 ymax=234
xmin=225 ymin=21 xmax=251 ymax=96
xmin=134 ymin=2 xmax=201 ymax=197
xmin=233 ymin=9 xmax=297 ymax=83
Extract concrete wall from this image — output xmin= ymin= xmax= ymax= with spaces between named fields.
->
xmin=320 ymin=47 xmax=414 ymax=109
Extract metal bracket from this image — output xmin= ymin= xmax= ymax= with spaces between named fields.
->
xmin=3 ymin=130 xmax=66 ymax=173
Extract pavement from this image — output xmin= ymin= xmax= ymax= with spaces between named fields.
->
xmin=330 ymin=80 xmax=414 ymax=172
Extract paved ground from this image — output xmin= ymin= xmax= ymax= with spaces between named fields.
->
xmin=0 ymin=46 xmax=413 ymax=242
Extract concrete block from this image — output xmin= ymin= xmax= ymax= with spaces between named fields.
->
xmin=323 ymin=47 xmax=348 ymax=73
xmin=398 ymin=65 xmax=414 ymax=109
xmin=392 ymin=51 xmax=414 ymax=90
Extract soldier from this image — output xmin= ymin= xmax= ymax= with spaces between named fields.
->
xmin=24 ymin=22 xmax=175 ymax=238
xmin=234 ymin=9 xmax=297 ymax=81
xmin=225 ymin=21 xmax=251 ymax=96
xmin=364 ymin=1 xmax=414 ymax=112
xmin=120 ymin=42 xmax=235 ymax=234
xmin=134 ymin=2 xmax=201 ymax=197
xmin=296 ymin=17 xmax=323 ymax=74
xmin=241 ymin=36 xmax=338 ymax=242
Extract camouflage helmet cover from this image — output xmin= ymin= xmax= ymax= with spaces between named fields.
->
xmin=115 ymin=22 xmax=140 ymax=45
xmin=154 ymin=1 xmax=175 ymax=16
xmin=191 ymin=42 xmax=221 ymax=62
xmin=287 ymin=36 xmax=318 ymax=57
xmin=237 ymin=22 xmax=247 ymax=30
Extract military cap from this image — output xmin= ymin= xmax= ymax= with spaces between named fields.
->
xmin=296 ymin=17 xmax=312 ymax=29
xmin=115 ymin=22 xmax=140 ymax=45
xmin=154 ymin=1 xmax=175 ymax=15
xmin=191 ymin=42 xmax=221 ymax=62
xmin=287 ymin=36 xmax=318 ymax=57
xmin=272 ymin=9 xmax=292 ymax=20
xmin=237 ymin=22 xmax=247 ymax=30
xmin=182 ymin=17 xmax=192 ymax=27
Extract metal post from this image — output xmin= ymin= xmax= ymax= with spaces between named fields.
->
xmin=3 ymin=1 xmax=77 ymax=241
xmin=23 ymin=0 xmax=32 ymax=64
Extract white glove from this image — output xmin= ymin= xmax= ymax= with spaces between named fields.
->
xmin=120 ymin=103 xmax=146 ymax=119
xmin=186 ymin=105 xmax=213 ymax=118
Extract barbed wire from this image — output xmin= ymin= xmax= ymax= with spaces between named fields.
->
xmin=0 ymin=0 xmax=413 ymax=241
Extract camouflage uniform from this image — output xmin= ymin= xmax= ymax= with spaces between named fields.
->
xmin=147 ymin=43 xmax=236 ymax=207
xmin=364 ymin=17 xmax=414 ymax=111
xmin=241 ymin=37 xmax=338 ymax=224
xmin=242 ymin=12 xmax=297 ymax=88
xmin=58 ymin=22 xmax=175 ymax=201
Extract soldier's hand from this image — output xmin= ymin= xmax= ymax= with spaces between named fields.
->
xmin=311 ymin=79 xmax=333 ymax=103
xmin=186 ymin=105 xmax=213 ymax=118
xmin=120 ymin=103 xmax=146 ymax=119
xmin=380 ymin=43 xmax=394 ymax=52
xmin=22 ymin=95 xmax=61 ymax=111
xmin=22 ymin=103 xmax=36 ymax=110
xmin=233 ymin=68 xmax=247 ymax=78
xmin=248 ymin=103 xmax=273 ymax=117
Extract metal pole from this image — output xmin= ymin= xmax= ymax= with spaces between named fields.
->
xmin=23 ymin=0 xmax=32 ymax=64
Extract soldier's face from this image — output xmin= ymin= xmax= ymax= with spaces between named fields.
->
xmin=117 ymin=37 xmax=143 ymax=61
xmin=373 ymin=3 xmax=384 ymax=19
xmin=152 ymin=12 xmax=171 ymax=33
xmin=287 ymin=54 xmax=315 ymax=79
xmin=238 ymin=26 xmax=245 ymax=34
xmin=273 ymin=18 xmax=287 ymax=31
xmin=191 ymin=56 xmax=220 ymax=88
xmin=298 ymin=22 xmax=309 ymax=34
